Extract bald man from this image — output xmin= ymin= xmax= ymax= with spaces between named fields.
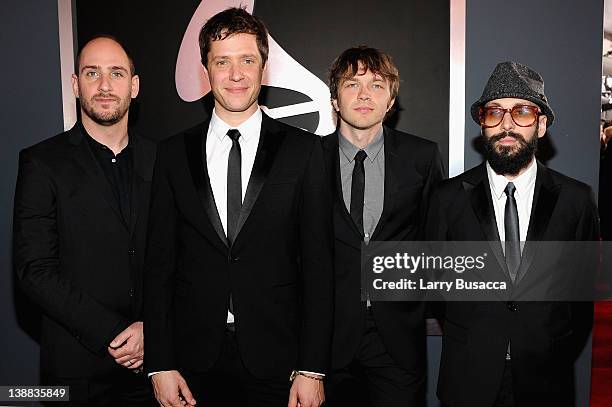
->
xmin=13 ymin=35 xmax=156 ymax=406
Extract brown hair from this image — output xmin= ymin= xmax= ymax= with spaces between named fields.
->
xmin=199 ymin=7 xmax=269 ymax=68
xmin=76 ymin=34 xmax=136 ymax=76
xmin=328 ymin=46 xmax=400 ymax=101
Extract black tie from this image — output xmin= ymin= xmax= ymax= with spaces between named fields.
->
xmin=350 ymin=150 xmax=368 ymax=237
xmin=504 ymin=182 xmax=521 ymax=282
xmin=227 ymin=129 xmax=242 ymax=245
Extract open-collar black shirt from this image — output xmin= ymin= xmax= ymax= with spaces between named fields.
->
xmin=81 ymin=123 xmax=133 ymax=225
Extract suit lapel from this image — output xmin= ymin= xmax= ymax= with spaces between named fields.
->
xmin=323 ymin=128 xmax=398 ymax=244
xmin=514 ymin=162 xmax=559 ymax=285
xmin=129 ymin=172 xmax=143 ymax=235
xmin=128 ymin=134 xmax=155 ymax=235
xmin=234 ymin=113 xmax=285 ymax=241
xmin=371 ymin=127 xmax=398 ymax=241
xmin=184 ymin=120 xmax=228 ymax=249
xmin=466 ymin=164 xmax=509 ymax=279
xmin=322 ymin=131 xmax=363 ymax=242
xmin=68 ymin=125 xmax=126 ymax=228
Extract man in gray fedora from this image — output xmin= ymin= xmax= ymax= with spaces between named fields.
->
xmin=425 ymin=61 xmax=598 ymax=406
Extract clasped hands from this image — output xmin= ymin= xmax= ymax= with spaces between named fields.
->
xmin=107 ymin=321 xmax=144 ymax=371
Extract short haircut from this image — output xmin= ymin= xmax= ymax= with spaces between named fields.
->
xmin=328 ymin=46 xmax=400 ymax=101
xmin=198 ymin=7 xmax=269 ymax=68
xmin=75 ymin=34 xmax=136 ymax=76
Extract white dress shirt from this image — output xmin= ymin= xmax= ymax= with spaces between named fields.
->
xmin=486 ymin=158 xmax=537 ymax=244
xmin=487 ymin=159 xmax=537 ymax=360
xmin=206 ymin=108 xmax=262 ymax=325
xmin=206 ymin=108 xmax=262 ymax=236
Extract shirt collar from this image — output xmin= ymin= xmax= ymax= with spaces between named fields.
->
xmin=338 ymin=127 xmax=384 ymax=163
xmin=79 ymin=121 xmax=130 ymax=154
xmin=210 ymin=108 xmax=262 ymax=142
xmin=486 ymin=158 xmax=537 ymax=200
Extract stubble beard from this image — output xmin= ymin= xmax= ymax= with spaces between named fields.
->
xmin=80 ymin=93 xmax=130 ymax=126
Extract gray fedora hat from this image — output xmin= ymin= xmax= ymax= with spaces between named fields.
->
xmin=470 ymin=61 xmax=555 ymax=127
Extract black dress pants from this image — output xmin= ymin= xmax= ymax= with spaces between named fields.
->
xmin=43 ymin=367 xmax=152 ymax=406
xmin=181 ymin=329 xmax=291 ymax=407
xmin=326 ymin=309 xmax=425 ymax=407
xmin=441 ymin=360 xmax=514 ymax=407
xmin=492 ymin=360 xmax=514 ymax=407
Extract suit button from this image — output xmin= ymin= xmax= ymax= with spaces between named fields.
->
xmin=507 ymin=301 xmax=518 ymax=312
xmin=128 ymin=248 xmax=136 ymax=256
xmin=129 ymin=289 xmax=135 ymax=297
xmin=232 ymin=256 xmax=239 ymax=262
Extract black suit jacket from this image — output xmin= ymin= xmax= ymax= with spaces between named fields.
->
xmin=144 ymin=112 xmax=333 ymax=379
xmin=13 ymin=124 xmax=157 ymax=378
xmin=321 ymin=127 xmax=444 ymax=373
xmin=425 ymin=162 xmax=598 ymax=407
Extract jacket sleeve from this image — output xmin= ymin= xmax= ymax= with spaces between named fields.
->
xmin=422 ymin=182 xmax=448 ymax=320
xmin=569 ymin=186 xmax=599 ymax=359
xmin=13 ymin=148 xmax=128 ymax=355
xmin=297 ymin=136 xmax=334 ymax=374
xmin=143 ymin=142 xmax=178 ymax=373
xmin=418 ymin=143 xmax=446 ymax=239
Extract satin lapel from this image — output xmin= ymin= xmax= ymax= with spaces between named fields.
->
xmin=514 ymin=163 xmax=559 ymax=285
xmin=371 ymin=128 xmax=398 ymax=241
xmin=234 ymin=114 xmax=285 ymax=240
xmin=184 ymin=122 xmax=228 ymax=248
xmin=68 ymin=125 xmax=126 ymax=228
xmin=466 ymin=166 xmax=508 ymax=279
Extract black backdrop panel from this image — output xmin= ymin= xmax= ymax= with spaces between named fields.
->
xmin=75 ymin=0 xmax=450 ymax=167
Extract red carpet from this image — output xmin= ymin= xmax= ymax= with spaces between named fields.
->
xmin=591 ymin=301 xmax=612 ymax=406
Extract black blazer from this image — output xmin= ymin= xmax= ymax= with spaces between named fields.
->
xmin=143 ymin=112 xmax=333 ymax=379
xmin=321 ymin=127 xmax=444 ymax=373
xmin=13 ymin=124 xmax=157 ymax=378
xmin=425 ymin=162 xmax=598 ymax=407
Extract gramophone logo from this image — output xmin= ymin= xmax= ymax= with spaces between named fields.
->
xmin=175 ymin=0 xmax=335 ymax=135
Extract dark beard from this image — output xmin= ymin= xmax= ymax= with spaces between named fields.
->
xmin=482 ymin=127 xmax=538 ymax=176
xmin=80 ymin=94 xmax=130 ymax=126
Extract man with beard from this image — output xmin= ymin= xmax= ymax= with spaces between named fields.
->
xmin=13 ymin=36 xmax=156 ymax=406
xmin=425 ymin=61 xmax=598 ymax=406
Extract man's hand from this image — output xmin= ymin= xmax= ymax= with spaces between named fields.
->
xmin=107 ymin=321 xmax=144 ymax=369
xmin=151 ymin=370 xmax=196 ymax=407
xmin=288 ymin=375 xmax=325 ymax=407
